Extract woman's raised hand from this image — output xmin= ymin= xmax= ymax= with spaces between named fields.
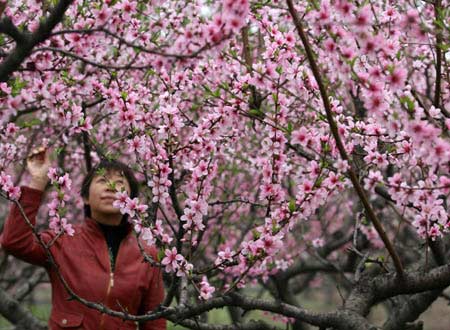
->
xmin=27 ymin=147 xmax=51 ymax=191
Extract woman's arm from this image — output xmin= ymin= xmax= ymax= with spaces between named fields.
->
xmin=0 ymin=186 xmax=52 ymax=266
xmin=0 ymin=147 xmax=53 ymax=266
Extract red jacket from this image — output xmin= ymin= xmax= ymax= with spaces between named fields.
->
xmin=0 ymin=186 xmax=166 ymax=330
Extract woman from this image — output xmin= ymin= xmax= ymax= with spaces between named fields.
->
xmin=0 ymin=148 xmax=166 ymax=330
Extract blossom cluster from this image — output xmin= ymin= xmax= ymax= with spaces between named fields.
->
xmin=47 ymin=168 xmax=75 ymax=236
xmin=0 ymin=0 xmax=448 ymax=298
xmin=113 ymin=191 xmax=172 ymax=245
xmin=0 ymin=171 xmax=21 ymax=200
xmin=161 ymin=247 xmax=193 ymax=278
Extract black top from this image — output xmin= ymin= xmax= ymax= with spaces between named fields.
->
xmin=98 ymin=221 xmax=130 ymax=272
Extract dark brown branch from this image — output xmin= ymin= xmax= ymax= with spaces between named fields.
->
xmin=0 ymin=17 xmax=27 ymax=44
xmin=433 ymin=0 xmax=442 ymax=108
xmin=162 ymin=154 xmax=185 ymax=307
xmin=4 ymin=199 xmax=450 ymax=330
xmin=241 ymin=26 xmax=253 ymax=70
xmin=178 ymin=318 xmax=281 ymax=330
xmin=278 ymin=230 xmax=353 ymax=281
xmin=0 ymin=0 xmax=75 ymax=82
xmin=78 ymin=97 xmax=107 ymax=170
xmin=7 ymin=105 xmax=44 ymax=123
xmin=382 ymin=290 xmax=441 ymax=330
xmin=49 ymin=27 xmax=231 ymax=60
xmin=33 ymin=46 xmax=149 ymax=70
xmin=286 ymin=0 xmax=404 ymax=276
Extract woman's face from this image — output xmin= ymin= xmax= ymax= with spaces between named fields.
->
xmin=84 ymin=170 xmax=131 ymax=223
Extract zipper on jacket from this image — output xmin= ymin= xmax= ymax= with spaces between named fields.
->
xmin=99 ymin=272 xmax=114 ymax=330
xmin=99 ymin=239 xmax=123 ymax=330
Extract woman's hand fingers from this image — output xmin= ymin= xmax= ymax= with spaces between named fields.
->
xmin=27 ymin=147 xmax=48 ymax=162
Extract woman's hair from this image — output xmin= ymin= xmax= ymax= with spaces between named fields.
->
xmin=80 ymin=159 xmax=139 ymax=218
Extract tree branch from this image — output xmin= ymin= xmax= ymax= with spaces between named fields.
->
xmin=13 ymin=268 xmax=47 ymax=301
xmin=0 ymin=17 xmax=27 ymax=45
xmin=0 ymin=287 xmax=46 ymax=330
xmin=382 ymin=290 xmax=442 ymax=330
xmin=433 ymin=0 xmax=442 ymax=108
xmin=286 ymin=0 xmax=404 ymax=276
xmin=0 ymin=0 xmax=74 ymax=82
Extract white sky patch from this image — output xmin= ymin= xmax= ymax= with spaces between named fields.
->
xmin=250 ymin=24 xmax=259 ymax=34
xmin=200 ymin=5 xmax=212 ymax=18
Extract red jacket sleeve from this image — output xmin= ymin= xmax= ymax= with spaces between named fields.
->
xmin=138 ymin=252 xmax=166 ymax=330
xmin=0 ymin=186 xmax=53 ymax=266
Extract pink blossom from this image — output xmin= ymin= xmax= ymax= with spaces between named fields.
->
xmin=388 ymin=67 xmax=407 ymax=91
xmin=401 ymin=9 xmax=419 ymax=29
xmin=291 ymin=127 xmax=309 ymax=145
xmin=113 ymin=191 xmax=129 ymax=210
xmin=364 ymin=170 xmax=383 ymax=191
xmin=61 ymin=218 xmax=75 ymax=236
xmin=47 ymin=168 xmax=59 ymax=183
xmin=0 ymin=172 xmax=21 ymax=200
xmin=176 ymin=260 xmax=193 ymax=277
xmin=141 ymin=228 xmax=155 ymax=245
xmin=353 ymin=6 xmax=372 ymax=30
xmin=94 ymin=6 xmax=112 ymax=26
xmin=215 ymin=247 xmax=234 ymax=266
xmin=199 ymin=276 xmax=215 ymax=300
xmin=312 ymin=238 xmax=325 ymax=248
xmin=336 ymin=159 xmax=349 ymax=172
xmin=161 ymin=247 xmax=184 ymax=273
xmin=6 ymin=185 xmax=21 ymax=200
xmin=57 ymin=173 xmax=72 ymax=190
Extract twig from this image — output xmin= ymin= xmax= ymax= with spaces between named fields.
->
xmin=286 ymin=0 xmax=404 ymax=277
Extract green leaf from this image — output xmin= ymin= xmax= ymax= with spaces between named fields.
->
xmin=272 ymin=93 xmax=278 ymax=103
xmin=151 ymin=31 xmax=161 ymax=43
xmin=248 ymin=108 xmax=265 ymax=118
xmin=203 ymin=85 xmax=212 ymax=95
xmin=145 ymin=69 xmax=155 ymax=77
xmin=272 ymin=225 xmax=280 ymax=235
xmin=108 ymin=181 xmax=116 ymax=191
xmin=11 ymin=78 xmax=27 ymax=97
xmin=317 ymin=113 xmax=327 ymax=122
xmin=288 ymin=199 xmax=296 ymax=212
xmin=57 ymin=190 xmax=65 ymax=200
xmin=55 ymin=147 xmax=64 ymax=155
xmin=400 ymin=96 xmax=415 ymax=112
xmin=19 ymin=118 xmax=41 ymax=128
xmin=157 ymin=249 xmax=165 ymax=262
xmin=314 ymin=175 xmax=325 ymax=188
xmin=96 ymin=167 xmax=106 ymax=177
xmin=437 ymin=43 xmax=449 ymax=52
xmin=182 ymin=17 xmax=190 ymax=26
xmin=252 ymin=229 xmax=261 ymax=240
xmin=286 ymin=122 xmax=293 ymax=134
